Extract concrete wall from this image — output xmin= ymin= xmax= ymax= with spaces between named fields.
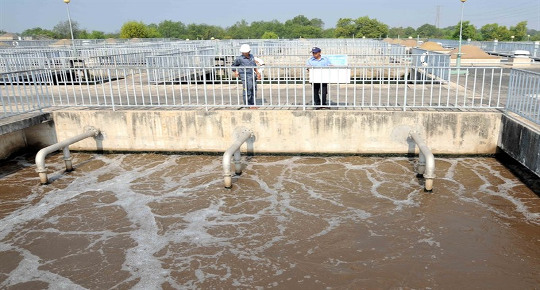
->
xmin=499 ymin=113 xmax=540 ymax=176
xmin=0 ymin=114 xmax=56 ymax=159
xmin=52 ymin=109 xmax=502 ymax=155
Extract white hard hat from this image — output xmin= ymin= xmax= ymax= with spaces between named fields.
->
xmin=240 ymin=44 xmax=251 ymax=53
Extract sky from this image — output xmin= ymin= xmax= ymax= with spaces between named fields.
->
xmin=1 ymin=0 xmax=540 ymax=34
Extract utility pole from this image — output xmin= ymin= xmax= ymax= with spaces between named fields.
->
xmin=435 ymin=5 xmax=441 ymax=28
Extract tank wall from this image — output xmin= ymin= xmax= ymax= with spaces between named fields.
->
xmin=51 ymin=109 xmax=502 ymax=155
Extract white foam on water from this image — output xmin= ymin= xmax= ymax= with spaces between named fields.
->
xmin=442 ymin=158 xmax=539 ymax=225
xmin=0 ymin=154 xmax=538 ymax=288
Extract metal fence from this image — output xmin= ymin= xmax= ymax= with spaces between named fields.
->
xmin=507 ymin=69 xmax=540 ymax=124
xmin=1 ymin=63 xmax=509 ymax=118
xmin=2 ymin=38 xmax=537 ymax=123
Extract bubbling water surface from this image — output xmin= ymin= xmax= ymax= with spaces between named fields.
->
xmin=0 ymin=153 xmax=539 ymax=289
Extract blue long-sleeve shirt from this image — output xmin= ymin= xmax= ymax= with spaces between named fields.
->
xmin=232 ymin=54 xmax=257 ymax=75
xmin=306 ymin=55 xmax=332 ymax=67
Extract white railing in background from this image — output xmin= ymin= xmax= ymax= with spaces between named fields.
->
xmin=507 ymin=69 xmax=540 ymax=124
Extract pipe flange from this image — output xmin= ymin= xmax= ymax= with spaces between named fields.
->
xmin=423 ymin=173 xmax=436 ymax=179
xmin=233 ymin=127 xmax=254 ymax=139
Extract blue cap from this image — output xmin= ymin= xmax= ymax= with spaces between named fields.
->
xmin=311 ymin=47 xmax=321 ymax=53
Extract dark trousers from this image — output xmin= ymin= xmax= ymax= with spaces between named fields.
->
xmin=312 ymin=83 xmax=328 ymax=106
xmin=240 ymin=75 xmax=257 ymax=106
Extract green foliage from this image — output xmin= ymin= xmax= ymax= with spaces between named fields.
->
xmin=250 ymin=20 xmax=285 ymax=39
xmin=10 ymin=13 xmax=538 ymax=42
xmin=88 ymin=30 xmax=106 ymax=39
xmin=185 ymin=23 xmax=225 ymax=40
xmin=452 ymin=21 xmax=477 ymax=40
xmin=157 ymin=20 xmax=186 ymax=39
xmin=282 ymin=15 xmax=324 ymax=38
xmin=285 ymin=15 xmax=312 ymax=27
xmin=387 ymin=26 xmax=417 ymax=39
xmin=21 ymin=27 xmax=56 ymax=39
xmin=403 ymin=27 xmax=416 ymax=38
xmin=321 ymin=28 xmax=335 ymax=38
xmin=261 ymin=31 xmax=279 ymax=39
xmin=120 ymin=21 xmax=150 ymax=38
xmin=480 ymin=23 xmax=510 ymax=41
xmin=510 ymin=21 xmax=528 ymax=41
xmin=416 ymin=24 xmax=441 ymax=38
xmin=335 ymin=16 xmax=388 ymax=38
xmin=354 ymin=16 xmax=388 ymax=38
xmin=335 ymin=18 xmax=355 ymax=38
xmin=227 ymin=20 xmax=252 ymax=39
xmin=53 ymin=20 xmax=80 ymax=39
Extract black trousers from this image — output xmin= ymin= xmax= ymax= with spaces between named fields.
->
xmin=312 ymin=83 xmax=328 ymax=106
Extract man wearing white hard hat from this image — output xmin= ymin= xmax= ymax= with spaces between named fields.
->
xmin=232 ymin=44 xmax=262 ymax=108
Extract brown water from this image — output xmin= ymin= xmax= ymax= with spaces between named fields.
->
xmin=0 ymin=153 xmax=539 ymax=289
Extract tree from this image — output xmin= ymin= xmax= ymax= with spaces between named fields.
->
xmin=452 ymin=21 xmax=477 ymax=40
xmin=403 ymin=27 xmax=416 ymax=38
xmin=88 ymin=30 xmax=106 ymax=39
xmin=480 ymin=23 xmax=510 ymax=41
xmin=53 ymin=20 xmax=80 ymax=39
xmin=250 ymin=20 xmax=285 ymax=39
xmin=120 ymin=21 xmax=149 ymax=38
xmin=261 ymin=31 xmax=278 ymax=39
xmin=287 ymin=25 xmax=322 ymax=38
xmin=157 ymin=20 xmax=186 ymax=39
xmin=186 ymin=24 xmax=225 ymax=40
xmin=354 ymin=16 xmax=388 ymax=38
xmin=322 ymin=28 xmax=335 ymax=38
xmin=286 ymin=15 xmax=312 ymax=27
xmin=282 ymin=15 xmax=324 ymax=38
xmin=21 ymin=27 xmax=56 ymax=39
xmin=387 ymin=27 xmax=404 ymax=38
xmin=510 ymin=21 xmax=527 ymax=41
xmin=310 ymin=18 xmax=325 ymax=29
xmin=416 ymin=24 xmax=441 ymax=38
xmin=335 ymin=18 xmax=356 ymax=38
xmin=227 ymin=20 xmax=251 ymax=39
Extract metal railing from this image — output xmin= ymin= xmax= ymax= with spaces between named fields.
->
xmin=1 ymin=69 xmax=52 ymax=117
xmin=1 ymin=64 xmax=509 ymax=118
xmin=507 ymin=69 xmax=540 ymax=124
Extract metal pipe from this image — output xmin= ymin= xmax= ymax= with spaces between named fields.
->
xmin=410 ymin=131 xmax=435 ymax=192
xmin=223 ymin=127 xmax=253 ymax=188
xmin=35 ymin=126 xmax=100 ymax=184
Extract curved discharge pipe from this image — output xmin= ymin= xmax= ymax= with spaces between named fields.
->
xmin=409 ymin=131 xmax=435 ymax=192
xmin=223 ymin=127 xmax=254 ymax=188
xmin=35 ymin=126 xmax=100 ymax=184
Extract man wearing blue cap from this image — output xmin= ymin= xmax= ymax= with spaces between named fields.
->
xmin=306 ymin=47 xmax=332 ymax=109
